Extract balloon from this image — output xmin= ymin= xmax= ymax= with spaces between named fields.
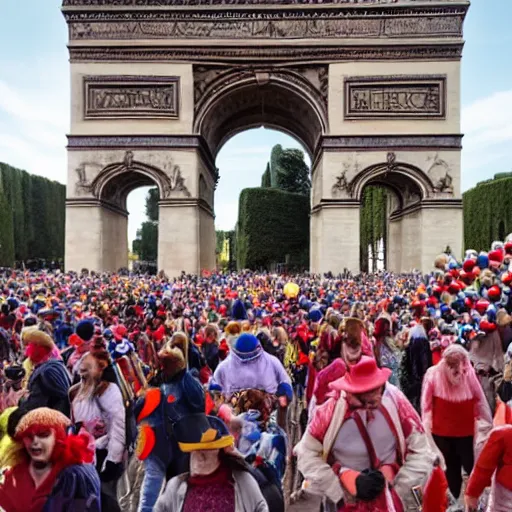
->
xmin=283 ymin=282 xmax=300 ymax=299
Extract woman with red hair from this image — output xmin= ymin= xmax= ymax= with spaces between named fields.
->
xmin=0 ymin=407 xmax=100 ymax=512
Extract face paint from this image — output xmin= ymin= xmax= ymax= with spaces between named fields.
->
xmin=23 ymin=429 xmax=56 ymax=465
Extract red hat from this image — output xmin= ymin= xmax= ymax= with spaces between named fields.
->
xmin=112 ymin=324 xmax=128 ymax=341
xmin=330 ymin=356 xmax=391 ymax=394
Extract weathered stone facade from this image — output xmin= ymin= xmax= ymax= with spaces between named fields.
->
xmin=62 ymin=0 xmax=469 ymax=275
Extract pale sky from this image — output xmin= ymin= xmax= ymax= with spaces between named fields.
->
xmin=0 ymin=1 xmax=511 ymax=245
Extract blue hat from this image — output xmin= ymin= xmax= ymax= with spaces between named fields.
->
xmin=231 ymin=299 xmax=248 ymax=321
xmin=234 ymin=333 xmax=259 ymax=354
xmin=76 ymin=319 xmax=95 ymax=342
xmin=308 ymin=309 xmax=323 ymax=323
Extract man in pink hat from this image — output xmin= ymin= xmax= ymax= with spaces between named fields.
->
xmin=296 ymin=356 xmax=439 ymax=512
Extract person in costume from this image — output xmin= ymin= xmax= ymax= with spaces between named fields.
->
xmin=296 ymin=356 xmax=439 ymax=512
xmin=0 ymin=364 xmax=26 ymax=413
xmin=211 ymin=333 xmax=292 ymax=406
xmin=8 ymin=329 xmax=71 ymax=438
xmin=399 ymin=323 xmax=432 ymax=413
xmin=202 ymin=323 xmax=221 ymax=372
xmin=469 ymin=325 xmax=504 ymax=413
xmin=421 ymin=344 xmax=492 ymax=500
xmin=135 ymin=345 xmax=205 ymax=512
xmin=311 ymin=317 xmax=374 ymax=411
xmin=372 ymin=313 xmax=401 ymax=387
xmin=465 ymin=425 xmax=512 ymax=512
xmin=0 ymin=407 xmax=100 ymax=512
xmin=154 ymin=412 xmax=270 ymax=512
xmin=69 ymin=337 xmax=126 ymax=512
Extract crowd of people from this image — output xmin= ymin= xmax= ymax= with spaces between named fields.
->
xmin=1 ymin=240 xmax=512 ymax=511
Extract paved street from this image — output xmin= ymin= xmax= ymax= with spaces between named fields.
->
xmin=289 ymin=494 xmax=322 ymax=512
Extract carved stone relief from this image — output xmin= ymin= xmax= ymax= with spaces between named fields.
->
xmin=84 ymin=76 xmax=179 ymax=119
xmin=66 ymin=8 xmax=466 ymax=41
xmin=345 ymin=75 xmax=446 ymax=120
xmin=168 ymin=164 xmax=191 ymax=198
xmin=332 ymin=158 xmax=360 ymax=198
xmin=75 ymin=164 xmax=95 ymax=195
xmin=332 ymin=169 xmax=353 ymax=197
xmin=427 ymin=153 xmax=454 ymax=195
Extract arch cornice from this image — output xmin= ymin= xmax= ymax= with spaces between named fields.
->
xmin=193 ymin=67 xmax=328 ymax=157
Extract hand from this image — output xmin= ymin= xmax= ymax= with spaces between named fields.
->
xmin=355 ymin=469 xmax=386 ymax=501
xmin=464 ymin=495 xmax=479 ymax=511
xmin=100 ymin=460 xmax=123 ymax=482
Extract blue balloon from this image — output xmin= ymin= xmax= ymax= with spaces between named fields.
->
xmin=477 ymin=253 xmax=489 ymax=269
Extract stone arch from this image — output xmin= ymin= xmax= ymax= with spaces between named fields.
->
xmin=351 ymin=157 xmax=435 ymax=211
xmin=91 ymin=151 xmax=188 ymax=210
xmin=193 ymin=67 xmax=328 ymax=158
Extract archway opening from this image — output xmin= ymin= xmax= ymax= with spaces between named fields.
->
xmin=357 ymin=164 xmax=426 ymax=273
xmin=128 ymin=187 xmax=159 ymax=274
xmin=215 ymin=128 xmax=311 ymax=272
xmin=196 ymin=72 xmax=324 ymax=272
xmin=95 ymin=165 xmax=162 ymax=274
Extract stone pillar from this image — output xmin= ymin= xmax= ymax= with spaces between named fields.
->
xmin=158 ymin=200 xmax=200 ymax=277
xmin=419 ymin=201 xmax=463 ymax=272
xmin=387 ymin=217 xmax=402 ymax=273
xmin=198 ymin=207 xmax=216 ymax=272
xmin=101 ymin=208 xmax=128 ymax=272
xmin=400 ymin=210 xmax=422 ymax=272
xmin=65 ymin=202 xmax=103 ymax=272
xmin=310 ymin=202 xmax=360 ymax=275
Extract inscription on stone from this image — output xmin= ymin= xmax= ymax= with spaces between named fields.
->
xmin=344 ymin=75 xmax=446 ymax=119
xmin=84 ymin=76 xmax=179 ymax=119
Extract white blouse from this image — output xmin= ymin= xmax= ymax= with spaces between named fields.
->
xmin=72 ymin=382 xmax=126 ymax=465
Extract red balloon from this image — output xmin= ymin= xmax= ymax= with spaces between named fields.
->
xmin=502 ymin=272 xmax=512 ymax=286
xmin=489 ymin=250 xmax=504 ymax=263
xmin=476 ymin=299 xmax=490 ymax=315
xmin=463 ymin=259 xmax=476 ymax=272
xmin=488 ymin=285 xmax=502 ymax=302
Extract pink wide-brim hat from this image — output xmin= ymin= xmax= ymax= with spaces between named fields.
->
xmin=330 ymin=356 xmax=391 ymax=394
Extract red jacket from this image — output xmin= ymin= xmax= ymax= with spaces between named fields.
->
xmin=466 ymin=425 xmax=512 ymax=498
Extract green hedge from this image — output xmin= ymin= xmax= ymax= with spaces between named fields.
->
xmin=0 ymin=163 xmax=65 ymax=266
xmin=236 ymin=188 xmax=309 ymax=270
xmin=360 ymin=186 xmax=387 ymax=272
xmin=463 ymin=176 xmax=512 ymax=251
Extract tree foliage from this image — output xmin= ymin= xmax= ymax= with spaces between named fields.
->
xmin=261 ymin=164 xmax=271 ymax=188
xmin=216 ymin=230 xmax=236 ymax=270
xmin=133 ymin=188 xmax=159 ymax=261
xmin=236 ymin=188 xmax=309 ymax=270
xmin=145 ymin=188 xmax=159 ymax=222
xmin=261 ymin=144 xmax=311 ymax=196
xmin=0 ymin=162 xmax=65 ymax=266
xmin=463 ymin=174 xmax=512 ymax=251
xmin=133 ymin=222 xmax=158 ymax=262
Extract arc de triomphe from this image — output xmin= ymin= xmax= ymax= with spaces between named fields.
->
xmin=62 ymin=0 xmax=469 ymax=276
